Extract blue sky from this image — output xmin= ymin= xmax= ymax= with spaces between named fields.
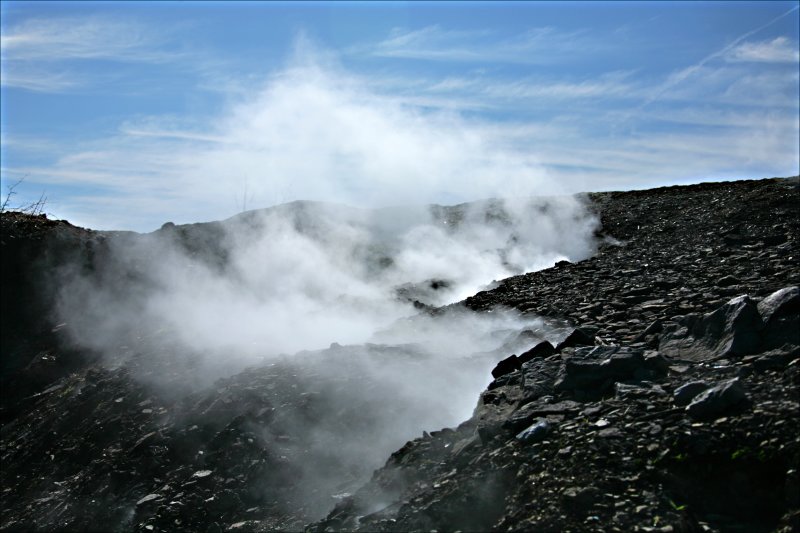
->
xmin=1 ymin=1 xmax=798 ymax=231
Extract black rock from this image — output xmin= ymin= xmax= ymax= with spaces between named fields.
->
xmin=518 ymin=341 xmax=555 ymax=364
xmin=520 ymin=358 xmax=559 ymax=402
xmin=515 ymin=419 xmax=552 ymax=443
xmin=673 ymin=381 xmax=709 ymax=407
xmin=718 ymin=275 xmax=741 ymax=287
xmin=758 ymin=286 xmax=800 ymax=323
xmin=555 ymin=328 xmax=595 ymax=351
xmin=554 ymin=346 xmax=646 ymax=398
xmin=504 ymin=400 xmax=580 ymax=432
xmin=491 ymin=354 xmax=522 ymax=379
xmin=561 ymin=486 xmax=602 ymax=516
xmin=746 ymin=346 xmax=800 ymax=371
xmin=686 ymin=378 xmax=750 ymax=421
xmin=758 ymin=286 xmax=800 ymax=350
xmin=488 ymin=370 xmax=521 ymax=390
xmin=659 ymin=295 xmax=764 ymax=361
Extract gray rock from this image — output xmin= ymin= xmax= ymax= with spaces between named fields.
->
xmin=554 ymin=347 xmax=646 ymax=397
xmin=504 ymin=400 xmax=580 ymax=432
xmin=642 ymin=352 xmax=670 ymax=378
xmin=718 ymin=275 xmax=741 ymax=287
xmin=520 ymin=358 xmax=560 ymax=402
xmin=136 ymin=493 xmax=162 ymax=506
xmin=518 ymin=341 xmax=555 ymax=364
xmin=757 ymin=286 xmax=800 ymax=324
xmin=673 ymin=381 xmax=709 ymax=406
xmin=615 ymin=382 xmax=666 ymax=399
xmin=487 ymin=370 xmax=521 ymax=391
xmin=644 ymin=319 xmax=663 ymax=336
xmin=686 ymin=378 xmax=749 ymax=421
xmin=597 ymin=427 xmax=623 ymax=438
xmin=659 ymin=295 xmax=764 ymax=361
xmin=758 ymin=287 xmax=800 ymax=350
xmin=747 ymin=346 xmax=800 ymax=371
xmin=516 ymin=419 xmax=552 ymax=443
xmin=555 ymin=328 xmax=595 ymax=351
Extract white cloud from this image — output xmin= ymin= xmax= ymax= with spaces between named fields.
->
xmin=636 ymin=5 xmax=799 ymax=111
xmin=658 ymin=66 xmax=799 ymax=108
xmin=1 ymin=16 xmax=174 ymax=62
xmin=4 ymin=34 xmax=798 ymax=231
xmin=537 ymin=113 xmax=800 ymax=190
xmin=359 ymin=25 xmax=596 ymax=64
xmin=478 ymin=72 xmax=636 ymax=101
xmin=192 ymin=60 xmax=555 ymax=207
xmin=1 ymin=15 xmax=182 ymax=91
xmin=379 ymin=71 xmax=640 ymax=114
xmin=726 ymin=36 xmax=800 ymax=63
xmin=11 ymin=45 xmax=568 ymax=231
xmin=0 ymin=65 xmax=80 ymax=92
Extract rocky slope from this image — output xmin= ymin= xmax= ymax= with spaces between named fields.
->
xmin=1 ymin=177 xmax=799 ymax=532
xmin=311 ymin=177 xmax=800 ymax=533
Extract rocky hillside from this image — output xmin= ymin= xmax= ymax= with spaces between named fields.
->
xmin=311 ymin=177 xmax=800 ymax=533
xmin=1 ymin=177 xmax=799 ymax=532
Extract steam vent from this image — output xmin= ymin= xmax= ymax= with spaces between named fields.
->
xmin=2 ymin=176 xmax=799 ymax=532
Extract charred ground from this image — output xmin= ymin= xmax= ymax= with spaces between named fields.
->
xmin=1 ymin=177 xmax=799 ymax=532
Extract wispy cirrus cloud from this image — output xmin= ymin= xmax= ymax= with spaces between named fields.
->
xmin=360 ymin=69 xmax=640 ymax=115
xmin=10 ymin=46 xmax=797 ymax=232
xmin=433 ymin=71 xmax=637 ymax=102
xmin=636 ymin=5 xmax=799 ymax=111
xmin=725 ymin=36 xmax=800 ymax=63
xmin=1 ymin=16 xmax=175 ymax=62
xmin=657 ymin=65 xmax=799 ymax=109
xmin=4 ymin=14 xmax=798 ymax=232
xmin=357 ymin=25 xmax=596 ymax=64
xmin=7 ymin=47 xmax=560 ymax=230
xmin=1 ymin=16 xmax=182 ymax=91
xmin=0 ymin=66 xmax=80 ymax=92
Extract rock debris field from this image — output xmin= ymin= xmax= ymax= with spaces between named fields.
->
xmin=1 ymin=176 xmax=799 ymax=532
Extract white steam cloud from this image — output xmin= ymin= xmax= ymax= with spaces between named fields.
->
xmin=51 ymin=40 xmax=599 ymax=520
xmin=38 ymin=38 xmax=573 ymax=231
xmin=185 ymin=40 xmax=558 ymax=211
xmin=59 ymin=197 xmax=595 ymax=363
xmin=55 ymin=198 xmax=594 ymax=518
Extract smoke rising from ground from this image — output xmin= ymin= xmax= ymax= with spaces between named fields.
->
xmin=51 ymin=42 xmax=599 ymax=520
xmin=58 ymin=197 xmax=595 ymax=365
xmin=55 ymin=196 xmax=595 ymax=519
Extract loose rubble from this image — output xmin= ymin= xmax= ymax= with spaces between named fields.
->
xmin=309 ymin=178 xmax=800 ymax=533
xmin=2 ymin=177 xmax=799 ymax=532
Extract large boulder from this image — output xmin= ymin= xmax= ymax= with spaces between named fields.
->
xmin=554 ymin=346 xmax=650 ymax=399
xmin=518 ymin=341 xmax=555 ymax=364
xmin=515 ymin=419 xmax=552 ymax=443
xmin=685 ymin=378 xmax=750 ymax=421
xmin=757 ymin=286 xmax=800 ymax=350
xmin=555 ymin=328 xmax=595 ymax=351
xmin=659 ymin=295 xmax=764 ymax=361
xmin=491 ymin=354 xmax=522 ymax=379
xmin=673 ymin=381 xmax=709 ymax=407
